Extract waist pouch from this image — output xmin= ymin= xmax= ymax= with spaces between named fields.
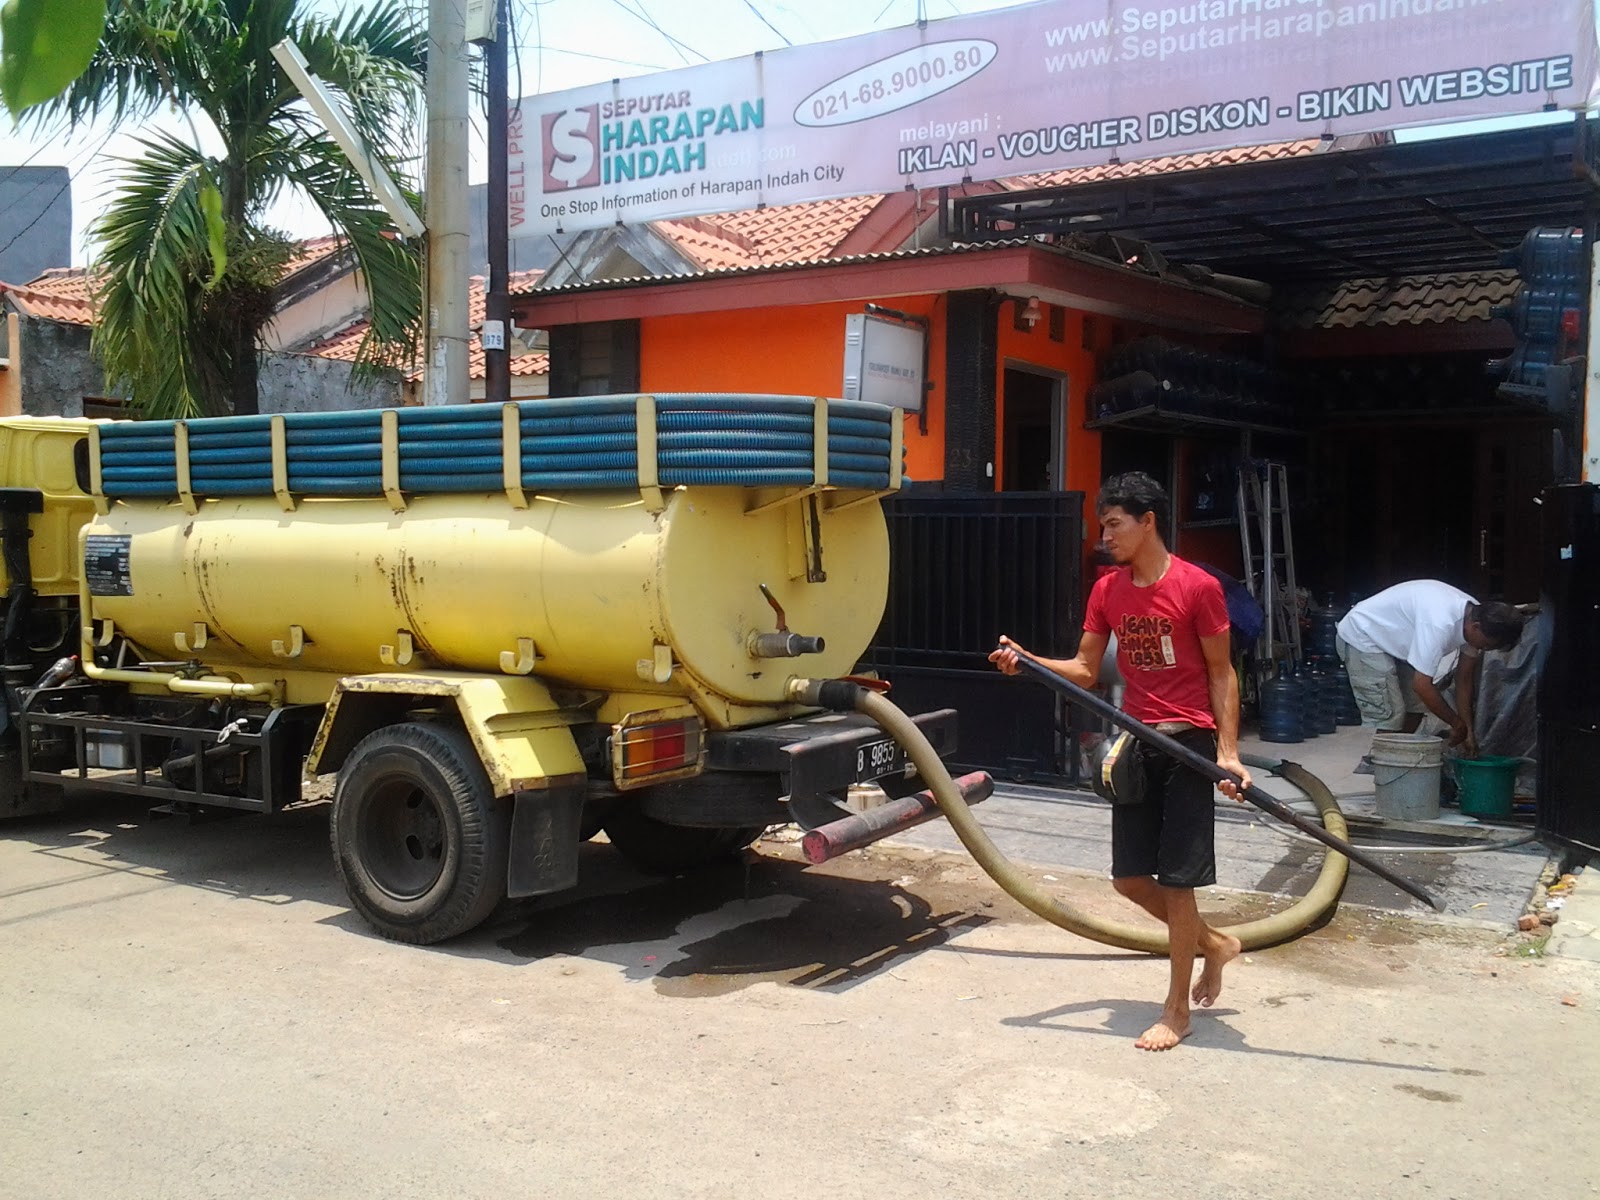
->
xmin=1093 ymin=730 xmax=1147 ymax=807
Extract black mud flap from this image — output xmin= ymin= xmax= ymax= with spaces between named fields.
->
xmin=507 ymin=779 xmax=585 ymax=898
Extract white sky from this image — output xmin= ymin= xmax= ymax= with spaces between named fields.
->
xmin=0 ymin=0 xmax=1578 ymax=268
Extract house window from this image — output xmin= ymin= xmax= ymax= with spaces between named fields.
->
xmin=548 ymin=320 xmax=640 ymax=397
xmin=1048 ymin=305 xmax=1066 ymax=343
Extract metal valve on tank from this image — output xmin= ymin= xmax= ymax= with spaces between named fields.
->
xmin=749 ymin=583 xmax=827 ymax=658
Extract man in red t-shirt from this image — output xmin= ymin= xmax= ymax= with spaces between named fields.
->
xmin=990 ymin=471 xmax=1251 ymax=1051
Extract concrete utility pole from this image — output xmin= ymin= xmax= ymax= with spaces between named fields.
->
xmin=482 ymin=0 xmax=511 ymax=407
xmin=425 ymin=0 xmax=471 ymax=407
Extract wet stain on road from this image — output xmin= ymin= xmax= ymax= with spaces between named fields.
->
xmin=492 ymin=851 xmax=989 ymax=995
xmin=1395 ymin=1084 xmax=1461 ymax=1103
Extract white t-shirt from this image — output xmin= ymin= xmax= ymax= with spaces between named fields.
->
xmin=1336 ymin=580 xmax=1478 ymax=681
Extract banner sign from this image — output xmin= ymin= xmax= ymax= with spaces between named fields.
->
xmin=508 ymin=0 xmax=1599 ymax=238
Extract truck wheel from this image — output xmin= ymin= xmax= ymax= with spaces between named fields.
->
xmin=331 ymin=723 xmax=509 ymax=945
xmin=602 ymin=802 xmax=765 ymax=874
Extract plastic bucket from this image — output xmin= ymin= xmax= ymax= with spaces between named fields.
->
xmin=1370 ymin=732 xmax=1443 ymax=821
xmin=1455 ymin=756 xmax=1520 ymax=820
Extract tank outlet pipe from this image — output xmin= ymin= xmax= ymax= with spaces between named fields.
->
xmin=802 ymin=770 xmax=993 ymax=864
xmin=787 ymin=676 xmax=1352 ymax=953
xmin=748 ymin=631 xmax=826 ymax=658
xmin=1006 ymin=654 xmax=1444 ymax=912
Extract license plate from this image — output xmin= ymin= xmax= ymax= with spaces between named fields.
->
xmin=855 ymin=737 xmax=904 ymax=782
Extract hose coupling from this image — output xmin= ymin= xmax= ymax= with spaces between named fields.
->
xmin=748 ymin=631 xmax=826 ymax=659
xmin=786 ymin=677 xmax=867 ymax=711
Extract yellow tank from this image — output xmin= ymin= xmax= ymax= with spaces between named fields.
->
xmin=84 ymin=486 xmax=889 ymax=715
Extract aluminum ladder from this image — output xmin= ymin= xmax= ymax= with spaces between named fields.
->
xmin=1237 ymin=461 xmax=1301 ymax=665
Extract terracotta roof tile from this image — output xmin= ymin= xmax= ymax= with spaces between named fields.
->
xmin=1273 ymin=269 xmax=1519 ymax=330
xmin=1006 ymin=140 xmax=1324 ymax=190
xmin=1 ymin=235 xmax=353 ymax=327
xmin=281 ymin=234 xmax=346 ymax=274
xmin=308 ymin=271 xmax=548 ymax=380
xmin=0 ymin=267 xmax=99 ymax=322
xmin=628 ymin=144 xmax=1321 ymax=275
xmin=653 ymin=194 xmax=887 ymax=269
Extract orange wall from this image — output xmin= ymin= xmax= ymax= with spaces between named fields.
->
xmin=639 ymin=296 xmax=1117 ymax=501
xmin=993 ymin=304 xmax=1103 ymax=524
xmin=639 ymin=295 xmax=948 ymax=483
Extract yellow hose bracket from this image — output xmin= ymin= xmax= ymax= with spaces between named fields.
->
xmin=635 ymin=394 xmax=664 ymax=514
xmin=826 ymin=489 xmax=895 ymax=513
xmin=271 ymin=625 xmax=306 ymax=659
xmin=499 ymin=636 xmax=539 ymax=675
xmin=87 ymin=423 xmax=109 ymax=515
xmin=890 ymin=406 xmax=904 ymax=490
xmin=270 ymin=415 xmax=294 ymax=512
xmin=634 ymin=643 xmax=673 ymax=684
xmin=174 ymin=623 xmax=209 ymax=654
xmin=379 ymin=630 xmax=415 ymax=667
xmin=812 ymin=396 xmax=829 ymax=488
xmin=174 ymin=422 xmax=197 ymax=515
xmin=501 ymin=402 xmax=527 ymax=509
xmin=91 ymin=618 xmax=115 ymax=648
xmin=381 ymin=408 xmax=405 ymax=512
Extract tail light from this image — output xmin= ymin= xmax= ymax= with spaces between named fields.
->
xmin=610 ymin=714 xmax=705 ymax=788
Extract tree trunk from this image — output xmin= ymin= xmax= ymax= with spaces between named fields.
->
xmin=230 ymin=323 xmax=260 ymax=416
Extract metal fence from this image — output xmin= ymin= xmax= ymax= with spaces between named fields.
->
xmin=862 ymin=491 xmax=1089 ymax=784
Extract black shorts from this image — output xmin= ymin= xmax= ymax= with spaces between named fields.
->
xmin=1110 ymin=728 xmax=1218 ymax=890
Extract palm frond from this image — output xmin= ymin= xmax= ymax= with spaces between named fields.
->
xmin=278 ymin=135 xmax=422 ymax=374
xmin=64 ymin=0 xmax=427 ymax=414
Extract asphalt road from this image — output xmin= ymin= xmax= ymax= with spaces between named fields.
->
xmin=1 ymin=792 xmax=1593 ymax=1200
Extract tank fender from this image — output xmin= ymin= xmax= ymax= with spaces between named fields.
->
xmin=310 ymin=674 xmax=592 ymax=901
xmin=308 ymin=673 xmax=588 ymax=796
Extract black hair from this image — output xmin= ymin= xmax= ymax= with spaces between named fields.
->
xmin=1096 ymin=471 xmax=1169 ymax=539
xmin=1473 ymin=601 xmax=1525 ymax=649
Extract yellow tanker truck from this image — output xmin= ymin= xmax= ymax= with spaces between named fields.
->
xmin=0 ymin=396 xmax=964 ymax=943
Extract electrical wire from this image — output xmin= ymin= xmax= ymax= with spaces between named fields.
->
xmin=606 ymin=0 xmax=707 ymax=64
xmin=742 ymin=0 xmax=792 ymax=45
xmin=517 ymin=44 xmax=670 ymax=71
xmin=0 ymin=126 xmax=118 ymax=262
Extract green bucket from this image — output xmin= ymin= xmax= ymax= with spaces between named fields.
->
xmin=1455 ymin=756 xmax=1520 ymax=819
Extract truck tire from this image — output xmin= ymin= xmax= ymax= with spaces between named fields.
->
xmin=602 ymin=801 xmax=765 ymax=874
xmin=639 ymin=770 xmax=786 ymax=827
xmin=331 ymin=722 xmax=510 ymax=945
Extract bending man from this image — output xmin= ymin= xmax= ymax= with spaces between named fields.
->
xmin=990 ymin=471 xmax=1249 ymax=1051
xmin=1335 ymin=581 xmax=1525 ymax=756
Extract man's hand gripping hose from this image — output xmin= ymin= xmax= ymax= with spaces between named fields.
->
xmin=789 ymin=673 xmax=1439 ymax=956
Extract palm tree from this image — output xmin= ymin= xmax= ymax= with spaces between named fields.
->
xmin=30 ymin=0 xmax=425 ymax=417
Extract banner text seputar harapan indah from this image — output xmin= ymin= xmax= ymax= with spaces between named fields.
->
xmin=507 ymin=0 xmax=1600 ymax=238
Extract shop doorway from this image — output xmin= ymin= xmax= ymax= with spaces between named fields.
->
xmin=1001 ymin=366 xmax=1064 ymax=491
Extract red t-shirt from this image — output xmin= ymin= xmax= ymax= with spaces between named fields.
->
xmin=1083 ymin=555 xmax=1230 ymax=728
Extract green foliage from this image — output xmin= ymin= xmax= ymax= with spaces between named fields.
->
xmin=31 ymin=0 xmax=425 ymax=417
xmin=0 ymin=0 xmax=106 ymax=113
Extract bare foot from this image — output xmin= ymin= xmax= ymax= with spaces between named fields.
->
xmin=1135 ymin=1014 xmax=1191 ymax=1051
xmin=1191 ymin=933 xmax=1243 ymax=1008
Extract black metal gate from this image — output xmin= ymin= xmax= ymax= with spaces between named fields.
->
xmin=1537 ymin=482 xmax=1600 ymax=861
xmin=861 ymin=491 xmax=1088 ymax=783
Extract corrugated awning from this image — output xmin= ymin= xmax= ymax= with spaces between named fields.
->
xmin=951 ymin=119 xmax=1600 ymax=283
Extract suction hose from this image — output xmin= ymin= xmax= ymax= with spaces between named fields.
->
xmin=791 ymin=678 xmax=1349 ymax=954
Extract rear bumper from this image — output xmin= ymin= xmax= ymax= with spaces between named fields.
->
xmin=706 ymin=707 xmax=958 ymax=809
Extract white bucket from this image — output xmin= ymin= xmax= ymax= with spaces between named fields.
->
xmin=1370 ymin=732 xmax=1443 ymax=821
